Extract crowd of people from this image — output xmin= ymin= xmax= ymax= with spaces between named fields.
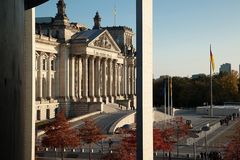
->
xmin=219 ymin=113 xmax=239 ymax=126
xmin=200 ymin=151 xmax=223 ymax=160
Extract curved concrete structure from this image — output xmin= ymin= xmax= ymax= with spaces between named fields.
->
xmin=109 ymin=111 xmax=136 ymax=133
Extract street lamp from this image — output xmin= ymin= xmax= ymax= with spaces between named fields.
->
xmin=201 ymin=123 xmax=210 ymax=160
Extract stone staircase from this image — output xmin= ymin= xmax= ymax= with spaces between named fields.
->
xmin=154 ymin=110 xmax=173 ymax=122
xmin=103 ymin=103 xmax=126 ymax=113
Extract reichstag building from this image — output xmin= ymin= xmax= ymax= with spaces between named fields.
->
xmin=35 ymin=0 xmax=136 ymax=121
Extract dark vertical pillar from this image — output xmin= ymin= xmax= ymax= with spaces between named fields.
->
xmin=136 ymin=0 xmax=153 ymax=159
xmin=0 ymin=0 xmax=25 ymax=160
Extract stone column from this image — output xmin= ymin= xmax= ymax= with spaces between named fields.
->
xmin=131 ymin=65 xmax=134 ymax=95
xmin=47 ymin=54 xmax=52 ymax=100
xmin=117 ymin=64 xmax=120 ymax=96
xmin=121 ymin=64 xmax=124 ymax=96
xmin=134 ymin=66 xmax=137 ymax=95
xmin=82 ymin=55 xmax=90 ymax=102
xmin=102 ymin=58 xmax=108 ymax=103
xmin=113 ymin=60 xmax=117 ymax=100
xmin=136 ymin=1 xmax=153 ymax=159
xmin=95 ymin=57 xmax=102 ymax=102
xmin=89 ymin=56 xmax=96 ymax=102
xmin=124 ymin=62 xmax=128 ymax=98
xmin=69 ymin=55 xmax=75 ymax=101
xmin=108 ymin=59 xmax=113 ymax=102
xmin=78 ymin=57 xmax=82 ymax=99
xmin=37 ymin=52 xmax=43 ymax=100
xmin=127 ymin=65 xmax=130 ymax=96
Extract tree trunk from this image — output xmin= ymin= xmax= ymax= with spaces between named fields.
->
xmin=89 ymin=144 xmax=91 ymax=160
xmin=61 ymin=147 xmax=64 ymax=160
xmin=163 ymin=150 xmax=165 ymax=160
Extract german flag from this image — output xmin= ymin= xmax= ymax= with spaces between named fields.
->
xmin=210 ymin=45 xmax=215 ymax=72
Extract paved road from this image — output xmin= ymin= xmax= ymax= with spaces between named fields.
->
xmin=159 ymin=109 xmax=237 ymax=158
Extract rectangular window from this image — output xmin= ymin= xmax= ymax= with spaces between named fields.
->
xmin=43 ymin=59 xmax=46 ymax=70
xmin=46 ymin=109 xmax=50 ymax=119
xmin=37 ymin=110 xmax=41 ymax=121
xmin=51 ymin=60 xmax=54 ymax=70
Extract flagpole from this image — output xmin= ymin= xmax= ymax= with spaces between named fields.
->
xmin=210 ymin=45 xmax=213 ymax=117
xmin=168 ymin=76 xmax=170 ymax=115
xmin=164 ymin=79 xmax=166 ymax=122
xmin=171 ymin=77 xmax=173 ymax=116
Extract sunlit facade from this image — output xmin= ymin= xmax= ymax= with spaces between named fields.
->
xmin=35 ymin=0 xmax=136 ymax=121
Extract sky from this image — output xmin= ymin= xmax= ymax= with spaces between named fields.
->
xmin=36 ymin=0 xmax=240 ymax=78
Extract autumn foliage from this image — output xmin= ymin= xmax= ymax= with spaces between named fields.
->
xmin=102 ymin=118 xmax=189 ymax=159
xmin=118 ymin=130 xmax=136 ymax=160
xmin=224 ymin=120 xmax=240 ymax=160
xmin=153 ymin=128 xmax=175 ymax=152
xmin=171 ymin=116 xmax=189 ymax=138
xmin=78 ymin=118 xmax=106 ymax=160
xmin=41 ymin=110 xmax=79 ymax=160
xmin=102 ymin=130 xmax=136 ymax=160
xmin=153 ymin=117 xmax=189 ymax=152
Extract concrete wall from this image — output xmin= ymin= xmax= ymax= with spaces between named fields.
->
xmin=109 ymin=112 xmax=136 ymax=133
xmin=68 ymin=102 xmax=103 ymax=118
xmin=197 ymin=106 xmax=240 ymax=116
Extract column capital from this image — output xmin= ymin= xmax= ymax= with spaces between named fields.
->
xmin=40 ymin=51 xmax=48 ymax=57
xmin=69 ymin=54 xmax=75 ymax=59
xmin=95 ymin=56 xmax=101 ymax=60
xmin=107 ymin=58 xmax=113 ymax=62
xmin=101 ymin=57 xmax=107 ymax=62
xmin=35 ymin=51 xmax=40 ymax=57
xmin=89 ymin=55 xmax=96 ymax=60
xmin=80 ymin=54 xmax=89 ymax=59
xmin=49 ymin=53 xmax=56 ymax=59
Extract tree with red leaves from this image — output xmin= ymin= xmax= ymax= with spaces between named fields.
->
xmin=170 ymin=116 xmax=189 ymax=157
xmin=224 ymin=120 xmax=240 ymax=160
xmin=41 ymin=110 xmax=79 ymax=160
xmin=78 ymin=118 xmax=106 ymax=160
xmin=153 ymin=128 xmax=175 ymax=152
xmin=101 ymin=130 xmax=136 ymax=160
xmin=153 ymin=117 xmax=189 ymax=158
xmin=118 ymin=130 xmax=136 ymax=160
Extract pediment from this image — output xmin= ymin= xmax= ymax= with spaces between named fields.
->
xmin=89 ymin=30 xmax=121 ymax=52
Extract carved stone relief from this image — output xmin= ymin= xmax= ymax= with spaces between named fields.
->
xmin=94 ymin=34 xmax=112 ymax=49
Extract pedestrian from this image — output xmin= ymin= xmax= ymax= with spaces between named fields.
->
xmin=108 ymin=138 xmax=113 ymax=150
xmin=200 ymin=152 xmax=203 ymax=159
xmin=168 ymin=152 xmax=172 ymax=160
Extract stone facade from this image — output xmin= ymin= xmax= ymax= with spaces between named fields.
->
xmin=35 ymin=0 xmax=136 ymax=122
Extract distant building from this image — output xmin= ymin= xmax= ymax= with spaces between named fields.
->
xmin=219 ymin=63 xmax=231 ymax=74
xmin=191 ymin=73 xmax=206 ymax=79
xmin=159 ymin=75 xmax=170 ymax=80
